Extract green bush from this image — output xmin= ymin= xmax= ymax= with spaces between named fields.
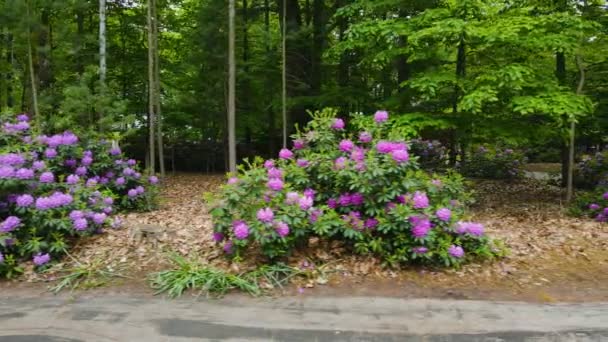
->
xmin=460 ymin=146 xmax=526 ymax=180
xmin=569 ymin=188 xmax=608 ymax=222
xmin=576 ymin=151 xmax=608 ymax=189
xmin=210 ymin=109 xmax=502 ymax=267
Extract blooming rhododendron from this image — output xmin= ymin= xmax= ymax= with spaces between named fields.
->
xmin=448 ymin=245 xmax=464 ymax=258
xmin=331 ymin=118 xmax=345 ymax=130
xmin=257 ymin=208 xmax=274 ymax=223
xmin=279 ymin=148 xmax=294 ymax=159
xmin=374 ymin=110 xmax=389 ymax=123
xmin=412 ymin=191 xmax=429 ymax=209
xmin=275 ymin=222 xmax=290 ymax=237
xmin=233 ymin=221 xmax=250 ymax=240
xmin=436 ymin=208 xmax=451 ymax=222
xmin=210 ymin=109 xmax=499 ymax=266
xmin=339 ymin=139 xmax=354 ymax=152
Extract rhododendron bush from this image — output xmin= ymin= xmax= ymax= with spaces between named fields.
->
xmin=460 ymin=146 xmax=526 ymax=180
xmin=210 ymin=109 xmax=502 ymax=267
xmin=0 ymin=114 xmax=158 ymax=278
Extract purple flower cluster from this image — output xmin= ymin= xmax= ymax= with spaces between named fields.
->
xmin=359 ymin=131 xmax=372 ymax=143
xmin=410 ymin=216 xmax=431 ymax=238
xmin=435 ymin=208 xmax=451 ymax=222
xmin=376 ymin=141 xmax=407 ymax=154
xmin=275 ymin=221 xmax=290 ymax=237
xmin=257 ymin=207 xmax=274 ymax=223
xmin=412 ymin=191 xmax=429 ymax=209
xmin=16 ymin=194 xmax=34 ymax=207
xmin=233 ymin=220 xmax=250 ymax=239
xmin=448 ymin=245 xmax=464 ymax=258
xmin=412 ymin=246 xmax=428 ymax=255
xmin=335 ymin=192 xmax=364 ymax=207
xmin=33 ymin=253 xmax=51 ymax=266
xmin=455 ymin=221 xmax=484 ymax=236
xmin=279 ymin=148 xmax=294 ymax=159
xmin=1 ymin=216 xmax=21 ymax=232
xmin=374 ymin=110 xmax=389 ymax=123
xmin=339 ymin=139 xmax=354 ymax=152
xmin=35 ymin=192 xmax=73 ymax=210
xmin=331 ymin=118 xmax=345 ymax=130
xmin=0 ymin=153 xmax=26 ymax=166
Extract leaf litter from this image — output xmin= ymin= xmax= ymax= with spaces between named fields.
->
xmin=29 ymin=175 xmax=608 ymax=300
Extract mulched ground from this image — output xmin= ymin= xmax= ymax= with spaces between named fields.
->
xmin=9 ymin=174 xmax=608 ymax=302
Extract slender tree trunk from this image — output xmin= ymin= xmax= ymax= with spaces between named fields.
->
xmin=567 ymin=55 xmax=586 ymax=202
xmin=227 ymin=0 xmax=237 ymax=173
xmin=310 ymin=0 xmax=324 ymax=95
xmin=153 ymin=0 xmax=165 ymax=176
xmin=449 ymin=37 xmax=466 ymax=166
xmin=264 ymin=0 xmax=276 ymax=156
xmin=556 ymin=51 xmax=568 ymax=187
xmin=281 ymin=0 xmax=287 ymax=148
xmin=27 ymin=2 xmax=40 ymax=124
xmin=37 ymin=7 xmax=52 ymax=92
xmin=99 ymin=0 xmax=107 ymax=84
xmin=147 ymin=0 xmax=156 ymax=174
xmin=76 ymin=6 xmax=85 ymax=75
xmin=6 ymin=31 xmax=13 ymax=109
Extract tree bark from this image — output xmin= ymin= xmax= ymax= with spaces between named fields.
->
xmin=567 ymin=55 xmax=586 ymax=202
xmin=310 ymin=0 xmax=324 ymax=95
xmin=37 ymin=6 xmax=52 ymax=92
xmin=76 ymin=5 xmax=85 ymax=75
xmin=449 ymin=37 xmax=466 ymax=166
xmin=556 ymin=51 xmax=568 ymax=187
xmin=99 ymin=0 xmax=106 ymax=84
xmin=281 ymin=0 xmax=287 ymax=148
xmin=147 ymin=0 xmax=156 ymax=174
xmin=228 ymin=0 xmax=237 ymax=172
xmin=153 ymin=0 xmax=165 ymax=176
xmin=27 ymin=1 xmax=40 ymax=124
xmin=264 ymin=0 xmax=276 ymax=156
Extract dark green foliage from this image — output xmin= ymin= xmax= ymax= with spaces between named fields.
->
xmin=460 ymin=147 xmax=527 ymax=180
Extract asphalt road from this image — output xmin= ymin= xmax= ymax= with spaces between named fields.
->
xmin=1 ymin=294 xmax=607 ymax=341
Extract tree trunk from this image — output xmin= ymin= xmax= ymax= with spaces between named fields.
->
xmin=264 ymin=0 xmax=276 ymax=156
xmin=5 ymin=31 xmax=14 ymax=108
xmin=37 ymin=7 xmax=52 ymax=92
xmin=99 ymin=0 xmax=107 ymax=84
xmin=27 ymin=1 xmax=40 ymax=124
xmin=76 ymin=6 xmax=85 ymax=75
xmin=310 ymin=0 xmax=324 ymax=95
xmin=153 ymin=0 xmax=165 ymax=176
xmin=556 ymin=51 xmax=568 ymax=187
xmin=147 ymin=0 xmax=156 ymax=174
xmin=227 ymin=0 xmax=237 ymax=173
xmin=281 ymin=0 xmax=287 ymax=148
xmin=449 ymin=37 xmax=466 ymax=166
xmin=567 ymin=55 xmax=586 ymax=202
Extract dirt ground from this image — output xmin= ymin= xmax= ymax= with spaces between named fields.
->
xmin=2 ymin=174 xmax=607 ymax=302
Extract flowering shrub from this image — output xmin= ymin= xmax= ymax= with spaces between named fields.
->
xmin=576 ymin=151 xmax=608 ymax=189
xmin=210 ymin=109 xmax=502 ymax=267
xmin=409 ymin=139 xmax=448 ymax=172
xmin=459 ymin=146 xmax=526 ymax=180
xmin=569 ymin=188 xmax=608 ymax=222
xmin=0 ymin=113 xmax=158 ymax=278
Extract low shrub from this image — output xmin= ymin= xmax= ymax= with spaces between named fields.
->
xmin=576 ymin=151 xmax=608 ymax=189
xmin=210 ymin=109 xmax=502 ymax=267
xmin=569 ymin=188 xmax=608 ymax=222
xmin=0 ymin=113 xmax=158 ymax=278
xmin=460 ymin=146 xmax=526 ymax=180
xmin=409 ymin=139 xmax=449 ymax=172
